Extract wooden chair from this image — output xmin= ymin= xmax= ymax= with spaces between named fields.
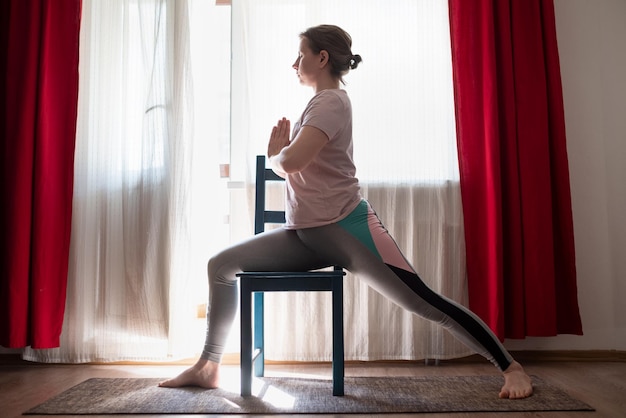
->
xmin=237 ymin=155 xmax=345 ymax=397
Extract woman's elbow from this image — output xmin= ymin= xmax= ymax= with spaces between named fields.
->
xmin=270 ymin=154 xmax=302 ymax=174
xmin=276 ymin=152 xmax=310 ymax=174
xmin=279 ymin=159 xmax=306 ymax=174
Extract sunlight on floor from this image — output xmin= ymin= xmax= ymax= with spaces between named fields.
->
xmin=111 ymin=363 xmax=324 ymax=409
xmin=218 ymin=367 xmax=241 ymax=392
xmin=253 ymin=379 xmax=297 ymax=409
xmin=212 ymin=365 xmax=313 ymax=409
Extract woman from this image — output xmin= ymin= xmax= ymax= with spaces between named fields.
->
xmin=160 ymin=24 xmax=533 ymax=399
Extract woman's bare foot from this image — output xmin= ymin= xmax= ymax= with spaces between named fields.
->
xmin=158 ymin=359 xmax=220 ymax=389
xmin=499 ymin=360 xmax=533 ymax=399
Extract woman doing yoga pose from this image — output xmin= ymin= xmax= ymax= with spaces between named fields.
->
xmin=160 ymin=24 xmax=533 ymax=399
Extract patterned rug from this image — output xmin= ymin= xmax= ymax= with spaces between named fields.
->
xmin=25 ymin=375 xmax=593 ymax=415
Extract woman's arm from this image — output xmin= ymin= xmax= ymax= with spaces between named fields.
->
xmin=267 ymin=118 xmax=328 ymax=175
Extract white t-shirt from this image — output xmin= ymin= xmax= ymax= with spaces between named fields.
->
xmin=284 ymin=89 xmax=362 ymax=229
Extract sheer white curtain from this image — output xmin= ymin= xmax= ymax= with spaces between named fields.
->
xmin=24 ymin=0 xmax=229 ymax=362
xmin=230 ymin=0 xmax=472 ymax=361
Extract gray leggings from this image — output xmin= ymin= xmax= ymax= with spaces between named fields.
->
xmin=202 ymin=201 xmax=513 ymax=371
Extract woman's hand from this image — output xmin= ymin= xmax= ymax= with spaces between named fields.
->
xmin=267 ymin=117 xmax=291 ymax=158
xmin=268 ymin=117 xmax=328 ymax=174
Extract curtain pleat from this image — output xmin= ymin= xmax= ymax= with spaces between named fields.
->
xmin=448 ymin=0 xmax=582 ymax=338
xmin=0 ymin=0 xmax=82 ymax=349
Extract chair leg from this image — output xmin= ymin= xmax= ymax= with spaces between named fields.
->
xmin=240 ymin=284 xmax=253 ymax=396
xmin=241 ymin=275 xmax=344 ymax=397
xmin=332 ymin=278 xmax=344 ymax=396
xmin=253 ymin=292 xmax=265 ymax=377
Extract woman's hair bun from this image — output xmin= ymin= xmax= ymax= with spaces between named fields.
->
xmin=350 ymin=54 xmax=362 ymax=70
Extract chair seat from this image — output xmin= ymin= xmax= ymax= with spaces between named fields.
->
xmin=237 ymin=271 xmax=344 ymax=292
xmin=237 ymin=270 xmax=344 ymax=279
xmin=237 ymin=270 xmax=344 ymax=276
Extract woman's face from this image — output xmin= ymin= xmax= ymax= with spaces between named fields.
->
xmin=292 ymin=37 xmax=321 ymax=87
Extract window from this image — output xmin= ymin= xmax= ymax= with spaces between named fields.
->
xmin=229 ymin=0 xmax=459 ymax=184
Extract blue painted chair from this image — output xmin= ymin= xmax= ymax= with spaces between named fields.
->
xmin=237 ymin=155 xmax=345 ymax=397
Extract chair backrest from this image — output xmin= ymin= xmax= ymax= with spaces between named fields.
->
xmin=254 ymin=155 xmax=286 ymax=235
xmin=254 ymin=155 xmax=343 ymax=275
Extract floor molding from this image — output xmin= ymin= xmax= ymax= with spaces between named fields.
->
xmin=508 ymin=349 xmax=626 ymax=362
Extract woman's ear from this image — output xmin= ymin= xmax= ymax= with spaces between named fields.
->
xmin=319 ymin=50 xmax=329 ymax=67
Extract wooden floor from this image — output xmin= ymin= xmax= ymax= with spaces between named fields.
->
xmin=1 ymin=354 xmax=625 ymax=417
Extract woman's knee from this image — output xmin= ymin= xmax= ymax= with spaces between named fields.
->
xmin=207 ymin=250 xmax=237 ymax=286
xmin=207 ymin=255 xmax=218 ymax=280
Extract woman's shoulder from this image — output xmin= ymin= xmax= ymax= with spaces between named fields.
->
xmin=315 ymin=88 xmax=348 ymax=100
xmin=309 ymin=89 xmax=350 ymax=110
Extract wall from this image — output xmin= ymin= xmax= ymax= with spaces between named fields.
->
xmin=505 ymin=0 xmax=626 ymax=352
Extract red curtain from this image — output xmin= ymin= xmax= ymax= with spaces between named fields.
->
xmin=448 ymin=0 xmax=582 ymax=339
xmin=0 ymin=0 xmax=82 ymax=348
